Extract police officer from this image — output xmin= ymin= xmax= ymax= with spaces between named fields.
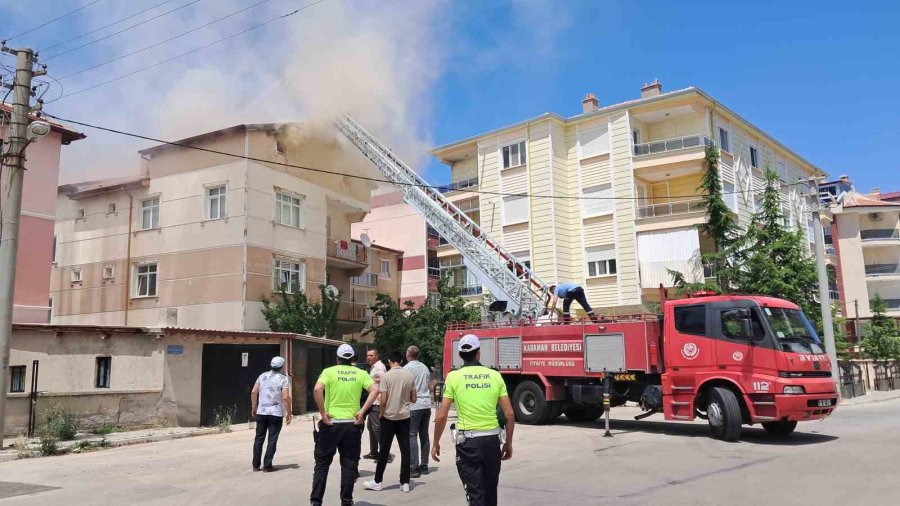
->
xmin=432 ymin=334 xmax=515 ymax=506
xmin=310 ymin=344 xmax=379 ymax=506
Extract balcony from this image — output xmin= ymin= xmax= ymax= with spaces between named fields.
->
xmin=327 ymin=238 xmax=367 ymax=269
xmin=861 ymin=229 xmax=899 ymax=242
xmin=637 ymin=199 xmax=705 ymax=219
xmin=456 ymin=285 xmax=483 ymax=296
xmin=336 ymin=301 xmax=368 ymax=322
xmin=634 ymin=134 xmax=711 ymax=157
xmin=351 ymin=273 xmax=378 ymax=287
xmin=865 ymin=263 xmax=900 ymax=277
xmin=438 ymin=177 xmax=478 ymax=194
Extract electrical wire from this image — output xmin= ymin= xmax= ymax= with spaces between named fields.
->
xmin=41 ymin=0 xmax=205 ymax=62
xmin=51 ymin=0 xmax=329 ymax=100
xmin=41 ymin=112 xmax=816 ymax=202
xmin=40 ymin=0 xmax=177 ymax=53
xmin=58 ymin=0 xmax=275 ymax=80
xmin=33 ymin=74 xmax=65 ymax=104
xmin=3 ymin=0 xmax=105 ymax=43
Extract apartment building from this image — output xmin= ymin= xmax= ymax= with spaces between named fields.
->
xmin=51 ymin=123 xmax=378 ymax=335
xmin=431 ymin=82 xmax=825 ymax=314
xmin=0 ymin=105 xmax=84 ymax=323
xmin=822 ymin=183 xmax=900 ymax=336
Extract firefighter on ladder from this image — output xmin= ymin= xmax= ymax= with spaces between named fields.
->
xmin=547 ymin=283 xmax=601 ymax=323
xmin=432 ymin=334 xmax=515 ymax=506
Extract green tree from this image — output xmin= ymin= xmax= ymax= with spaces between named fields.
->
xmin=368 ymin=278 xmax=480 ymax=367
xmin=861 ymin=294 xmax=900 ymax=361
xmin=261 ymin=285 xmax=340 ymax=339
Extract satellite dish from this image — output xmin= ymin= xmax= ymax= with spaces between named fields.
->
xmin=325 ymin=285 xmax=339 ymax=298
xmin=360 ymin=232 xmax=373 ymax=248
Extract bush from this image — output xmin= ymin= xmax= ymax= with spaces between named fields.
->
xmin=37 ymin=432 xmax=60 ymax=456
xmin=213 ymin=406 xmax=236 ymax=433
xmin=43 ymin=404 xmax=78 ymax=441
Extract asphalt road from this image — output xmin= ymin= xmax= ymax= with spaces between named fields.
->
xmin=1 ymin=398 xmax=898 ymax=505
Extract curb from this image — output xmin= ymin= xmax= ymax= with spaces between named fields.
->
xmin=841 ymin=392 xmax=900 ymax=407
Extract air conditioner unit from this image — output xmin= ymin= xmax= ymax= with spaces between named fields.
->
xmin=869 ymin=212 xmax=882 ymax=221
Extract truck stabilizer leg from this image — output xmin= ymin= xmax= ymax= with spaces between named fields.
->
xmin=602 ymin=374 xmax=612 ymax=437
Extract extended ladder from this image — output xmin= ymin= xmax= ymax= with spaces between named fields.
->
xmin=334 ymin=115 xmax=550 ymax=318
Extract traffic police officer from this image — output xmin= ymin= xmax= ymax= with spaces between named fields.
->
xmin=433 ymin=334 xmax=515 ymax=506
xmin=310 ymin=344 xmax=379 ymax=506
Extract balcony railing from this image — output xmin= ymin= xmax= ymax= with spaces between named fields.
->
xmin=865 ymin=263 xmax=900 ymax=276
xmin=861 ymin=229 xmax=899 ymax=241
xmin=634 ymin=133 xmax=712 ymax=156
xmin=327 ymin=239 xmax=366 ymax=264
xmin=455 ymin=285 xmax=483 ymax=296
xmin=336 ymin=301 xmax=368 ymax=321
xmin=438 ymin=177 xmax=478 ymax=194
xmin=427 ymin=267 xmax=440 ymax=277
xmin=637 ymin=199 xmax=705 ymax=219
xmin=825 ymin=245 xmax=836 ymax=257
xmin=351 ymin=273 xmax=379 ymax=287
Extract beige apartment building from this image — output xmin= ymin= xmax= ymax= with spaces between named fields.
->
xmin=431 ymin=82 xmax=826 ymax=313
xmin=50 ymin=124 xmax=393 ymax=335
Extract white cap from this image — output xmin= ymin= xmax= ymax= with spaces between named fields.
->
xmin=458 ymin=334 xmax=480 ymax=352
xmin=337 ymin=343 xmax=356 ymax=359
xmin=271 ymin=356 xmax=285 ymax=368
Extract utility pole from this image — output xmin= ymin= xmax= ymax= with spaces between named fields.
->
xmin=812 ymin=206 xmax=839 ymax=388
xmin=0 ymin=46 xmax=38 ymax=448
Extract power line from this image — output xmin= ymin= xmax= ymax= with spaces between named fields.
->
xmin=3 ymin=0 xmax=105 ymax=43
xmin=51 ymin=0 xmax=328 ymax=100
xmin=40 ymin=0 xmax=177 ymax=53
xmin=41 ymin=0 xmax=205 ymax=62
xmin=42 ymin=112 xmax=815 ymax=202
xmin=58 ymin=0 xmax=275 ymax=80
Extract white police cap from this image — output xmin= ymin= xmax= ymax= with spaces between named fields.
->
xmin=337 ymin=343 xmax=356 ymax=359
xmin=458 ymin=334 xmax=481 ymax=351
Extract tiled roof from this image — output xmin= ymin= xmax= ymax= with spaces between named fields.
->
xmin=842 ymin=191 xmax=900 ymax=208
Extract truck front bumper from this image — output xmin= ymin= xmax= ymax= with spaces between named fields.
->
xmin=760 ymin=394 xmax=838 ymax=422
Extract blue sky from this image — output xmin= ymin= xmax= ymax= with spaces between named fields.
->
xmin=2 ymin=0 xmax=898 ymax=192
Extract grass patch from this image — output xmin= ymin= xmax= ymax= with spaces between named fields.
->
xmin=89 ymin=424 xmax=123 ymax=436
xmin=43 ymin=404 xmax=78 ymax=441
xmin=213 ymin=406 xmax=236 ymax=433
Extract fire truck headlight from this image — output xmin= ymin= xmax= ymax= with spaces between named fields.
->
xmin=783 ymin=385 xmax=806 ymax=395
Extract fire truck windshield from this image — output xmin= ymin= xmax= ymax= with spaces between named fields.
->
xmin=763 ymin=307 xmax=824 ymax=354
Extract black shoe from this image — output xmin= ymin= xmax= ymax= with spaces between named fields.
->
xmin=363 ymin=452 xmax=378 ymax=460
xmin=252 ymin=467 xmax=261 ymax=472
xmin=419 ymin=465 xmax=430 ymax=475
xmin=262 ymin=466 xmax=275 ymax=473
xmin=410 ymin=468 xmax=421 ymax=479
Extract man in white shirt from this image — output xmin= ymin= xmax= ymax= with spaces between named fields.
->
xmin=363 ymin=349 xmax=389 ymax=460
xmin=251 ymin=356 xmax=292 ymax=472
xmin=403 ymin=345 xmax=432 ymax=478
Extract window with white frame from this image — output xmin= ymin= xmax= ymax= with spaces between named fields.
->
xmin=632 ymin=129 xmax=641 ymax=146
xmin=380 ymin=259 xmax=391 ymax=278
xmin=749 ymin=146 xmax=759 ymax=168
xmin=102 ymin=264 xmax=115 ymax=280
xmin=206 ymin=184 xmax=226 ymax=220
xmin=273 ymin=259 xmax=305 ymax=293
xmin=134 ymin=262 xmax=158 ymax=297
xmin=502 ymin=195 xmax=529 ymax=225
xmin=141 ymin=197 xmax=160 ymax=230
xmin=71 ymin=267 xmax=82 ymax=283
xmin=586 ymin=245 xmax=617 ymax=277
xmin=274 ymin=191 xmax=304 ymax=228
xmin=582 ymin=184 xmax=614 ymax=217
xmin=501 ymin=141 xmax=526 ymax=169
xmin=718 ymin=127 xmax=730 ymax=152
xmin=510 ymin=250 xmax=531 ymax=272
xmin=579 ymin=124 xmax=610 ymax=159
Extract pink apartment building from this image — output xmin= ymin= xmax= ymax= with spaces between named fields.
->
xmin=1 ymin=105 xmax=85 ymax=323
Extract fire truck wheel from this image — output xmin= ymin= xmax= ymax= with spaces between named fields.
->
xmin=762 ymin=420 xmax=797 ymax=436
xmin=563 ymin=405 xmax=602 ymax=423
xmin=512 ymin=381 xmax=549 ymax=424
xmin=706 ymin=387 xmax=742 ymax=441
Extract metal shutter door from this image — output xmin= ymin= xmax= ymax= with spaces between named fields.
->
xmin=451 ymin=339 xmax=463 ymax=369
xmin=479 ymin=338 xmax=496 ymax=369
xmin=584 ymin=333 xmax=626 ymax=372
xmin=497 ymin=337 xmax=522 ymax=370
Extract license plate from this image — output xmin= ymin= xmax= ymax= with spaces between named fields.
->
xmin=817 ymin=399 xmax=832 ymax=407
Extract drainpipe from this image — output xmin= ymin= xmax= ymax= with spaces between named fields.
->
xmin=123 ymin=189 xmax=134 ymax=326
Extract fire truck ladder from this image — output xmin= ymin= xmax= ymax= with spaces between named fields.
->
xmin=334 ymin=115 xmax=550 ymax=318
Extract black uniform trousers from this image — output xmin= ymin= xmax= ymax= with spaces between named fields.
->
xmin=455 ymin=435 xmax=502 ymax=506
xmin=310 ymin=422 xmax=363 ymax=506
xmin=374 ymin=416 xmax=411 ymax=484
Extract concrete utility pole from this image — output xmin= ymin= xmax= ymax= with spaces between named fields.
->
xmin=812 ymin=207 xmax=839 ymax=388
xmin=0 ymin=46 xmax=37 ymax=448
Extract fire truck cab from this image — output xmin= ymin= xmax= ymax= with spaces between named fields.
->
xmin=443 ymin=293 xmax=839 ymax=441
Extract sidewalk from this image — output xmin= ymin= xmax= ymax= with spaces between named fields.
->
xmin=840 ymin=389 xmax=900 ymax=407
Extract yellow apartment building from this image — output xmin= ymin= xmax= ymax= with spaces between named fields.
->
xmin=431 ymin=82 xmax=826 ymax=313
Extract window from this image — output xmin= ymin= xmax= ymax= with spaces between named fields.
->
xmin=102 ymin=264 xmax=115 ymax=280
xmin=585 ymin=245 xmax=617 ymax=277
xmin=749 ymin=146 xmax=759 ymax=168
xmin=76 ymin=208 xmax=85 ymax=220
xmin=723 ymin=181 xmax=737 ymax=212
xmin=134 ymin=262 xmax=158 ymax=297
xmin=95 ymin=357 xmax=111 ymax=389
xmin=71 ymin=267 xmax=83 ymax=283
xmin=501 ymin=141 xmax=526 ymax=169
xmin=718 ymin=127 xmax=730 ymax=152
xmin=582 ymin=184 xmax=614 ymax=217
xmin=10 ymin=365 xmax=25 ymax=393
xmin=273 ymin=259 xmax=305 ymax=293
xmin=721 ymin=309 xmax=764 ymax=340
xmin=579 ymin=124 xmax=610 ymax=159
xmin=276 ymin=139 xmax=286 ymax=155
xmin=380 ymin=259 xmax=391 ymax=278
xmin=206 ymin=184 xmax=227 ymax=220
xmin=509 ymin=251 xmax=531 ymax=275
xmin=632 ymin=129 xmax=641 ymax=146
xmin=502 ymin=195 xmax=529 ymax=225
xmin=674 ymin=305 xmax=706 ymax=335
xmin=141 ymin=197 xmax=160 ymax=230
xmin=48 ymin=297 xmax=53 ymax=323
xmin=107 ymin=203 xmax=117 ymax=214
xmin=274 ymin=191 xmax=304 ymax=228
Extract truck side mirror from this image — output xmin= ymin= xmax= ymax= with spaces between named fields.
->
xmin=740 ymin=318 xmax=753 ymax=340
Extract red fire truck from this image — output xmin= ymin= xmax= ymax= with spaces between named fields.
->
xmin=442 ymin=292 xmax=839 ymax=441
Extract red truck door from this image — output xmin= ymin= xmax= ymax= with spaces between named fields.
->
xmin=664 ymin=303 xmax=717 ymax=419
xmin=712 ymin=306 xmax=779 ymax=393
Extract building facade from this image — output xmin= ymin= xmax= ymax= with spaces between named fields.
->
xmin=0 ymin=105 xmax=84 ymax=323
xmin=51 ymin=124 xmax=376 ymax=335
xmin=431 ymin=83 xmax=825 ymax=313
